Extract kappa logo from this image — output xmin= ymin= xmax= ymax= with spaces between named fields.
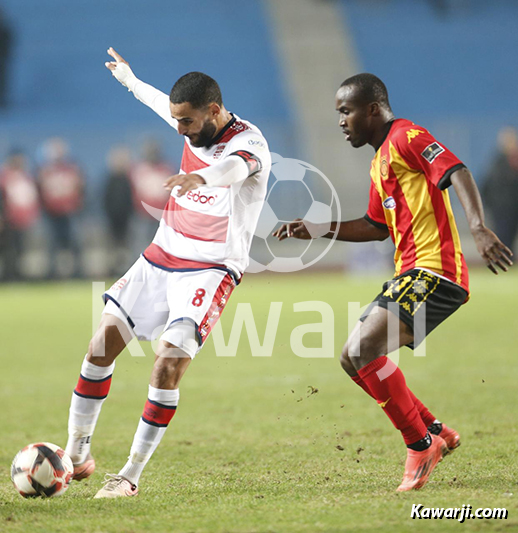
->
xmin=421 ymin=142 xmax=445 ymax=164
xmin=406 ymin=129 xmax=424 ymax=143
xmin=383 ymin=196 xmax=396 ymax=210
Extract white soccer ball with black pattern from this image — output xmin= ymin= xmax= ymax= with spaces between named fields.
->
xmin=11 ymin=442 xmax=73 ymax=498
xmin=246 ymin=154 xmax=340 ymax=273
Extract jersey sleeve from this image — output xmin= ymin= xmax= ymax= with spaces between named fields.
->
xmin=225 ymin=132 xmax=267 ymax=178
xmin=364 ymin=181 xmax=388 ymax=229
xmin=195 ymin=157 xmax=250 ymax=188
xmin=394 ymin=127 xmax=465 ymax=190
xmin=132 ymin=81 xmax=178 ymax=131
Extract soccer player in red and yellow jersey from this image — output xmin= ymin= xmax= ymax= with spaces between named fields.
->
xmin=274 ymin=73 xmax=512 ymax=491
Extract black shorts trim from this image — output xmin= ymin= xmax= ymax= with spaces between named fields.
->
xmin=102 ymin=293 xmax=136 ymax=329
xmin=166 ymin=316 xmax=203 ymax=347
xmin=360 ymin=269 xmax=468 ymax=349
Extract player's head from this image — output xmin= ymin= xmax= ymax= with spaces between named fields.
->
xmin=335 ymin=73 xmax=393 ymax=148
xmin=169 ymin=72 xmax=224 ymax=148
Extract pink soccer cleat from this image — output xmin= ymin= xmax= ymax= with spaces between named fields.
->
xmin=72 ymin=453 xmax=95 ymax=481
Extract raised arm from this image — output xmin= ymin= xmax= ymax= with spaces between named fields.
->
xmin=105 ymin=47 xmax=177 ymax=130
xmin=451 ymin=166 xmax=513 ymax=274
xmin=273 ymin=217 xmax=389 ymax=242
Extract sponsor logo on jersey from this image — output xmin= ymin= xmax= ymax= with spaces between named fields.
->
xmin=406 ymin=128 xmax=424 ymax=143
xmin=421 ymin=142 xmax=445 ymax=163
xmin=383 ymin=196 xmax=396 ymax=210
xmin=185 ymin=191 xmax=217 ymax=205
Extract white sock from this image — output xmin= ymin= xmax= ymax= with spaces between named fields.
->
xmin=118 ymin=385 xmax=179 ymax=485
xmin=65 ymin=356 xmax=115 ymax=464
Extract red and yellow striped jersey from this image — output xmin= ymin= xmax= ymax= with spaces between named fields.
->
xmin=365 ymin=119 xmax=469 ymax=293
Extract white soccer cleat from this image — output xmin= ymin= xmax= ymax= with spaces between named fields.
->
xmin=93 ymin=474 xmax=138 ymax=499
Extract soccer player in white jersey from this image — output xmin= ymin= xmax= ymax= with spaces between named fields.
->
xmin=64 ymin=48 xmax=271 ymax=498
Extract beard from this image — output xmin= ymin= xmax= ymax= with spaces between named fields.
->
xmin=189 ymin=120 xmax=218 ymax=148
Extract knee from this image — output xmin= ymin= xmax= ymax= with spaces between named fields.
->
xmin=339 ymin=345 xmax=356 ymax=376
xmin=355 ymin=335 xmax=385 ymax=370
xmin=343 ymin=331 xmax=385 ymax=372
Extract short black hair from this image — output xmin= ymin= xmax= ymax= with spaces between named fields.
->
xmin=170 ymin=72 xmax=222 ymax=109
xmin=340 ymin=73 xmax=391 ymax=109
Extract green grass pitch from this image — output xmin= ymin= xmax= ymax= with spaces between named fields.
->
xmin=1 ymin=270 xmax=517 ymax=532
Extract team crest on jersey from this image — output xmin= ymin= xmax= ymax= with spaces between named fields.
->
xmin=421 ymin=142 xmax=445 ymax=163
xmin=406 ymin=129 xmax=424 ymax=143
xmin=380 ymin=156 xmax=389 ymax=179
xmin=111 ymin=277 xmax=127 ymax=290
xmin=213 ymin=144 xmax=225 ymax=159
xmin=383 ymin=196 xmax=396 ymax=210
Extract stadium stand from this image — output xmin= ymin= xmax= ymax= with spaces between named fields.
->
xmin=0 ymin=0 xmax=294 ymax=188
xmin=338 ymin=0 xmax=518 ymax=177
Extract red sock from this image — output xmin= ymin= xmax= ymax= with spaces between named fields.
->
xmin=142 ymin=399 xmax=177 ymax=427
xmin=351 ymin=375 xmax=436 ymax=427
xmin=74 ymin=373 xmax=112 ymax=400
xmin=406 ymin=389 xmax=436 ymax=427
xmin=351 ymin=375 xmax=375 ymax=398
xmin=357 ymin=356 xmax=427 ymax=445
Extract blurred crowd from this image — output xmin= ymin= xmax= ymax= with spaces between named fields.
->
xmin=481 ymin=127 xmax=518 ymax=256
xmin=0 ymin=137 xmax=176 ymax=281
xmin=1 ymin=126 xmax=518 ymax=283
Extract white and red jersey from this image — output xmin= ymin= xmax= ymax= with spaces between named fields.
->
xmin=130 ymin=81 xmax=271 ymax=279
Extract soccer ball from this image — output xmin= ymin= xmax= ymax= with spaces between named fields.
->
xmin=246 ymin=153 xmax=341 ymax=273
xmin=11 ymin=442 xmax=73 ymax=498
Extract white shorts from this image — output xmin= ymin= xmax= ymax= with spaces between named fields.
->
xmin=102 ymin=255 xmax=236 ymax=357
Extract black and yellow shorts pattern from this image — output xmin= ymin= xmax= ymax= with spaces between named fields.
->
xmin=360 ymin=269 xmax=469 ymax=349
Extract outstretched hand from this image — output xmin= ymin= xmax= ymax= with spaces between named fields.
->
xmin=105 ymin=47 xmax=137 ymax=90
xmin=164 ymin=173 xmax=206 ymax=197
xmin=105 ymin=47 xmax=129 ymax=71
xmin=472 ymin=226 xmax=513 ymax=274
xmin=272 ymin=219 xmax=313 ymax=241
